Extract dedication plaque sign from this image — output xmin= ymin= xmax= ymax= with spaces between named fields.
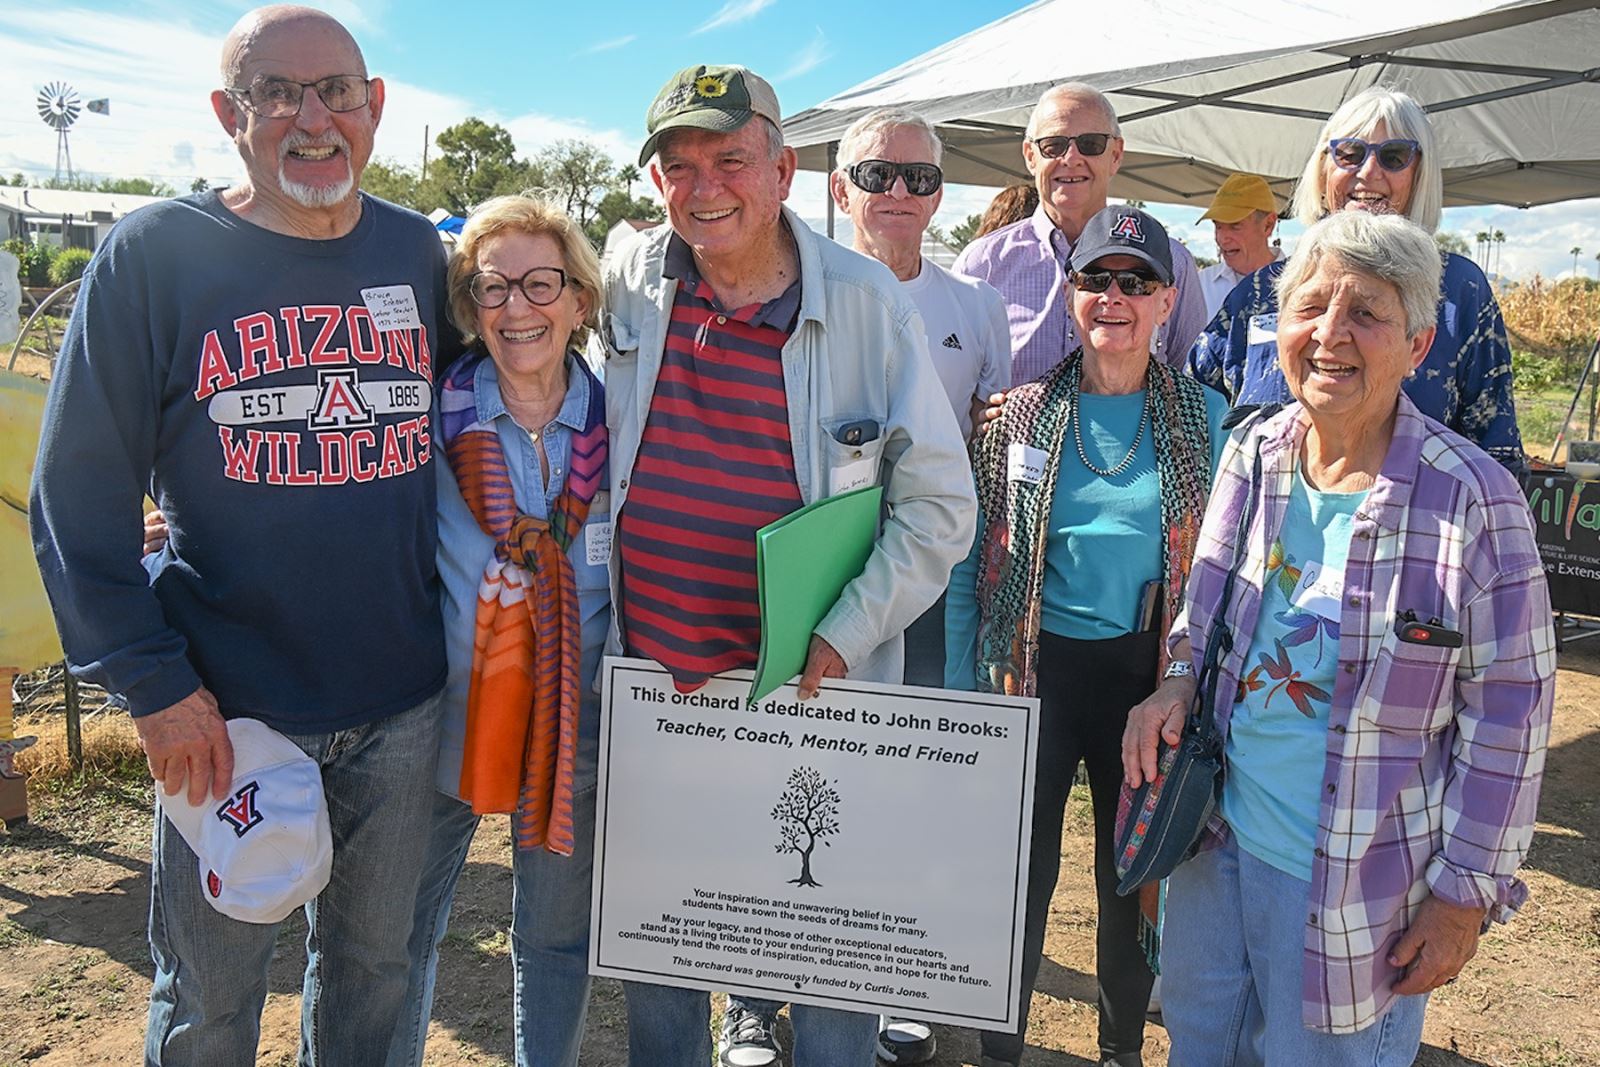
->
xmin=590 ymin=657 xmax=1040 ymax=1030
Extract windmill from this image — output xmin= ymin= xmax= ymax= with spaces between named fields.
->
xmin=36 ymin=82 xmax=84 ymax=183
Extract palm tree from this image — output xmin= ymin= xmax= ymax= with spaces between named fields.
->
xmin=1574 ymin=246 xmax=1584 ymax=277
xmin=1493 ymin=230 xmax=1506 ymax=279
xmin=1476 ymin=231 xmax=1490 ymax=265
xmin=618 ymin=164 xmax=640 ymax=197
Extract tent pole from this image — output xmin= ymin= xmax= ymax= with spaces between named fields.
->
xmin=826 ymin=141 xmax=837 ymax=239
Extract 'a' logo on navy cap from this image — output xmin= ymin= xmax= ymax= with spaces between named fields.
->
xmin=1110 ymin=214 xmax=1145 ymax=242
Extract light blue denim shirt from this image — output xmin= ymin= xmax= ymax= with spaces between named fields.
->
xmin=433 ymin=353 xmax=612 ymax=799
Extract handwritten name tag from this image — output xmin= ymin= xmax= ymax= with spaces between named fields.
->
xmin=360 ymin=285 xmax=423 ymax=331
xmin=1007 ymin=443 xmax=1046 ymax=485
xmin=586 ymin=521 xmax=613 ymax=567
xmin=1291 ymin=560 xmax=1343 ymax=622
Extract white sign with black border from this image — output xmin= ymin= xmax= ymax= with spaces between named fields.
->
xmin=589 ymin=656 xmax=1039 ymax=1030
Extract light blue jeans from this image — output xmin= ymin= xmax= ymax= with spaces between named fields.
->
xmin=1161 ymin=836 xmax=1429 ymax=1067
xmin=623 ymin=985 xmax=877 ymax=1067
xmin=145 ymin=693 xmax=443 ymax=1067
xmin=387 ymin=783 xmax=597 ymax=1067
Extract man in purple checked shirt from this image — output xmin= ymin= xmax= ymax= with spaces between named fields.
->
xmin=954 ymin=83 xmax=1209 ymax=385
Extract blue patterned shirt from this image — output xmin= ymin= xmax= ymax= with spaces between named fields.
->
xmin=1186 ymin=252 xmax=1525 ymax=474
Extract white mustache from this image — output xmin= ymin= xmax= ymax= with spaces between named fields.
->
xmin=278 ymin=129 xmax=351 ymax=161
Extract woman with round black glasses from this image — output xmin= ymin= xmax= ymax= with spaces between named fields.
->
xmin=1189 ymin=86 xmax=1525 ymax=474
xmin=946 ymin=205 xmax=1229 ymax=1067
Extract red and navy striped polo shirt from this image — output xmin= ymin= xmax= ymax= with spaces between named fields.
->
xmin=619 ymin=235 xmax=804 ymax=691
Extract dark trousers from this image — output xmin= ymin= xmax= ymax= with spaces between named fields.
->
xmin=981 ymin=629 xmax=1158 ymax=1065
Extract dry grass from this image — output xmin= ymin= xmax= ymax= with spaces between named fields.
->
xmin=13 ymin=711 xmax=146 ymax=788
xmin=1501 ymin=276 xmax=1600 ymax=362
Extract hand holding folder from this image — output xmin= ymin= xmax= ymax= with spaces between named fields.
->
xmin=747 ymin=485 xmax=883 ymax=706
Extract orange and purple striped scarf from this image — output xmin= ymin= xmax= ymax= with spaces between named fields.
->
xmin=439 ymin=351 xmax=607 ymax=854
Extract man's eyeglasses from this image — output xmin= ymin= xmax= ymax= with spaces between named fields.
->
xmin=468 ymin=267 xmax=569 ymax=309
xmin=1327 ymin=138 xmax=1420 ymax=173
xmin=226 ymin=75 xmax=373 ymax=119
xmin=1071 ymin=269 xmax=1165 ymax=297
xmin=1030 ymin=133 xmax=1115 ymax=159
xmin=846 ymin=159 xmax=944 ymax=196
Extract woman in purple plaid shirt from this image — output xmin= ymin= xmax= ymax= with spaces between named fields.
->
xmin=1123 ymin=210 xmax=1555 ymax=1066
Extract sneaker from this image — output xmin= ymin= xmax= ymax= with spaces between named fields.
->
xmin=876 ymin=1016 xmax=936 ymax=1064
xmin=719 ymin=1002 xmax=781 ymax=1067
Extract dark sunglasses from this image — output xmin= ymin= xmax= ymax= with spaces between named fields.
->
xmin=1327 ymin=137 xmax=1420 ymax=172
xmin=846 ymin=159 xmax=943 ymax=196
xmin=1071 ymin=269 xmax=1165 ymax=297
xmin=1030 ymin=132 xmax=1115 ymax=159
xmin=468 ymin=267 xmax=569 ymax=309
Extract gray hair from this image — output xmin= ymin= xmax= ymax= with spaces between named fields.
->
xmin=1276 ymin=210 xmax=1441 ymax=339
xmin=1025 ymin=82 xmax=1121 ymax=139
xmin=1290 ymin=87 xmax=1443 ymax=233
xmin=836 ymin=108 xmax=942 ymax=168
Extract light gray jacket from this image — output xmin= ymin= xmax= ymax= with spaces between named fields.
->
xmin=598 ymin=206 xmax=977 ymax=682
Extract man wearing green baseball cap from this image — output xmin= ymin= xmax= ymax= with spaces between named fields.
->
xmin=599 ymin=64 xmax=975 ymax=1067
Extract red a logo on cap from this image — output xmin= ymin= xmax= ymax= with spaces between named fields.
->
xmin=216 ymin=781 xmax=263 ymax=838
xmin=207 ymin=870 xmax=223 ymax=898
xmin=1110 ymin=215 xmax=1145 ymax=243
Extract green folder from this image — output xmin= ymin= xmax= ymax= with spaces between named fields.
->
xmin=747 ymin=485 xmax=883 ymax=706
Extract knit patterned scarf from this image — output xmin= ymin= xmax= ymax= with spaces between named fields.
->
xmin=971 ymin=351 xmax=1214 ymax=696
xmin=439 ymin=350 xmax=607 ymax=855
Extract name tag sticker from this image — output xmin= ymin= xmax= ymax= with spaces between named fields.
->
xmin=1007 ymin=443 xmax=1046 ymax=485
xmin=360 ymin=285 xmax=422 ymax=331
xmin=585 ymin=521 xmax=613 ymax=567
xmin=1290 ymin=560 xmax=1343 ymax=622
xmin=830 ymin=457 xmax=877 ymax=495
xmin=1246 ymin=313 xmax=1277 ymax=346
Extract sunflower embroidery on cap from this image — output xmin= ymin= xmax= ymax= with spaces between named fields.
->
xmin=694 ymin=75 xmax=728 ymax=99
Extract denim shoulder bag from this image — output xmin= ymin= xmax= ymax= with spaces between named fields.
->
xmin=1113 ymin=436 xmax=1264 ymax=895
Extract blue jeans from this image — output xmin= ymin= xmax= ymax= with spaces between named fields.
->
xmin=145 ymin=693 xmax=443 ymax=1067
xmin=623 ymin=985 xmax=876 ymax=1067
xmin=387 ymin=784 xmax=597 ymax=1067
xmin=1161 ymin=837 xmax=1429 ymax=1067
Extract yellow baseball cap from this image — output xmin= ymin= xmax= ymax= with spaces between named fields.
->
xmin=1199 ymin=174 xmax=1278 ymax=223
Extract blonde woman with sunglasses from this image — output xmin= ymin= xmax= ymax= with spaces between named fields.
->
xmin=1188 ymin=86 xmax=1525 ymax=475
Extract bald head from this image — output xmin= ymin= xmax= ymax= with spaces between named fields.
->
xmin=1025 ymin=83 xmax=1119 ymax=139
xmin=220 ymin=5 xmax=366 ymax=86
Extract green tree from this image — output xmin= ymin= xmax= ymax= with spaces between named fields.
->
xmin=584 ymin=189 xmax=664 ymax=249
xmin=361 ymin=158 xmax=432 ymax=212
xmin=1435 ymin=231 xmax=1469 ymax=256
xmin=431 ymin=117 xmax=535 ymax=214
xmin=618 ymin=164 xmax=640 ymax=196
xmin=190 ymin=177 xmax=210 ymax=194
xmin=1573 ymin=245 xmax=1583 ymax=276
xmin=530 ymin=139 xmax=616 ymax=230
xmin=946 ymin=212 xmax=983 ymax=253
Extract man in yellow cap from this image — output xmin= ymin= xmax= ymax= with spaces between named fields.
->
xmin=1196 ymin=173 xmax=1281 ymax=318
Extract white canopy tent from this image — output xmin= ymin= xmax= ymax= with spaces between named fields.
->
xmin=785 ymin=0 xmax=1600 ymax=229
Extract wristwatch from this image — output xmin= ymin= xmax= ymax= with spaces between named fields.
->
xmin=1163 ymin=659 xmax=1195 ymax=680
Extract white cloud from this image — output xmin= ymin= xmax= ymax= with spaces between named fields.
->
xmin=584 ymin=35 xmax=637 ymax=54
xmin=0 ymin=7 xmax=637 ymax=193
xmin=693 ymin=0 xmax=776 ymax=35
xmin=779 ymin=29 xmax=832 ymax=81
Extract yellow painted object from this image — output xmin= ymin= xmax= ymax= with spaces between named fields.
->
xmin=0 ymin=368 xmax=63 ymax=673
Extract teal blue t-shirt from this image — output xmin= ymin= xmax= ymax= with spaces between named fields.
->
xmin=1040 ymin=387 xmax=1230 ymax=639
xmin=1222 ymin=467 xmax=1368 ymax=880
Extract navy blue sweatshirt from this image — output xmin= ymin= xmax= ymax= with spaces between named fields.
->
xmin=30 ymin=191 xmax=451 ymax=732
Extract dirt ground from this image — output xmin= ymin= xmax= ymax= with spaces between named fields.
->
xmin=3 ymin=638 xmax=1597 ymax=1067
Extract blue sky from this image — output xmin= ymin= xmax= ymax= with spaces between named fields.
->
xmin=5 ymin=0 xmax=1599 ymax=280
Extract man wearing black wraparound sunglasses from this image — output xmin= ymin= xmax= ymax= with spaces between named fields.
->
xmin=953 ymin=84 xmax=1208 ymax=386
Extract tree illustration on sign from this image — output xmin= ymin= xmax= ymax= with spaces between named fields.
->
xmin=772 ymin=766 xmax=842 ymax=888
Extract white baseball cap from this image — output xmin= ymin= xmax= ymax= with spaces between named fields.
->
xmin=159 ymin=718 xmax=332 ymax=924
